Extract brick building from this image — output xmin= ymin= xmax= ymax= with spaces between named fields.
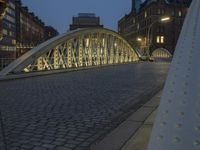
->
xmin=0 ymin=0 xmax=8 ymax=40
xmin=15 ymin=0 xmax=46 ymax=57
xmin=70 ymin=13 xmax=103 ymax=31
xmin=44 ymin=26 xmax=59 ymax=41
xmin=0 ymin=0 xmax=16 ymax=59
xmin=0 ymin=0 xmax=58 ymax=69
xmin=118 ymin=0 xmax=192 ymax=55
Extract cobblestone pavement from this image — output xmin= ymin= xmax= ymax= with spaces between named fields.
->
xmin=0 ymin=63 xmax=169 ymax=150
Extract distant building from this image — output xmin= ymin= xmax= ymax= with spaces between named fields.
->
xmin=69 ymin=13 xmax=103 ymax=31
xmin=118 ymin=0 xmax=192 ymax=55
xmin=0 ymin=0 xmax=16 ymax=59
xmin=0 ymin=0 xmax=58 ymax=69
xmin=15 ymin=0 xmax=45 ymax=57
xmin=44 ymin=26 xmax=59 ymax=41
xmin=132 ymin=0 xmax=142 ymax=12
xmin=0 ymin=0 xmax=8 ymax=40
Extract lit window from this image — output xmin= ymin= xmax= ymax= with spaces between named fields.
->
xmin=2 ymin=29 xmax=8 ymax=35
xmin=86 ymin=38 xmax=89 ymax=47
xmin=161 ymin=36 xmax=164 ymax=43
xmin=156 ymin=36 xmax=160 ymax=43
xmin=12 ymin=40 xmax=16 ymax=45
xmin=9 ymin=31 xmax=13 ymax=36
xmin=156 ymin=36 xmax=165 ymax=44
xmin=144 ymin=11 xmax=147 ymax=18
xmin=179 ymin=11 xmax=182 ymax=17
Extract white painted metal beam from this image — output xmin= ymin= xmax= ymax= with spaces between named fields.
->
xmin=148 ymin=0 xmax=200 ymax=149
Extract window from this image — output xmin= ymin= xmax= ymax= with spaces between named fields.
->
xmin=2 ymin=29 xmax=8 ymax=35
xmin=156 ymin=36 xmax=165 ymax=44
xmin=144 ymin=11 xmax=147 ymax=18
xmin=12 ymin=39 xmax=16 ymax=45
xmin=157 ymin=26 xmax=165 ymax=33
xmin=5 ymin=15 xmax=15 ymax=23
xmin=137 ymin=23 xmax=140 ymax=30
xmin=179 ymin=10 xmax=182 ymax=17
xmin=156 ymin=36 xmax=160 ymax=43
xmin=161 ymin=36 xmax=164 ymax=43
xmin=6 ymin=8 xmax=15 ymax=17
xmin=9 ymin=31 xmax=13 ymax=36
xmin=9 ymin=2 xmax=15 ymax=9
xmin=158 ymin=9 xmax=161 ymax=14
xmin=133 ymin=18 xmax=135 ymax=24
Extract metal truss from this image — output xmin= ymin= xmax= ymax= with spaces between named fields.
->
xmin=151 ymin=48 xmax=172 ymax=58
xmin=0 ymin=28 xmax=139 ymax=76
xmin=26 ymin=32 xmax=138 ymax=72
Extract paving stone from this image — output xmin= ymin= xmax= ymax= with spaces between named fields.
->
xmin=32 ymin=147 xmax=47 ymax=150
xmin=55 ymin=146 xmax=72 ymax=150
xmin=0 ymin=63 xmax=169 ymax=150
xmin=41 ymin=143 xmax=56 ymax=149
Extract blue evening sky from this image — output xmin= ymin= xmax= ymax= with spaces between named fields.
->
xmin=21 ymin=0 xmax=134 ymax=34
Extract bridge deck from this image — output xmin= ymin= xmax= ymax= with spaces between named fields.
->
xmin=0 ymin=63 xmax=169 ymax=150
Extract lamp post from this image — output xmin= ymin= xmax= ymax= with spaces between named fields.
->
xmin=147 ymin=16 xmax=170 ymax=58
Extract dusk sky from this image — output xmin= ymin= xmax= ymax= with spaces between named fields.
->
xmin=21 ymin=0 xmax=133 ymax=34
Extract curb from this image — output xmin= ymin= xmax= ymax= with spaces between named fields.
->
xmin=0 ymin=62 xmax=140 ymax=82
xmin=90 ymin=90 xmax=162 ymax=150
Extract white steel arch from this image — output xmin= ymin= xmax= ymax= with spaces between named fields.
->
xmin=0 ymin=28 xmax=139 ymax=76
xmin=152 ymin=48 xmax=172 ymax=58
xmin=148 ymin=0 xmax=200 ymax=150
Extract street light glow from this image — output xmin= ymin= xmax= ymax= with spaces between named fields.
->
xmin=161 ymin=17 xmax=170 ymax=22
xmin=137 ymin=38 xmax=142 ymax=42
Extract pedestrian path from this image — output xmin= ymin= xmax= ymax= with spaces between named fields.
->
xmin=91 ymin=91 xmax=162 ymax=150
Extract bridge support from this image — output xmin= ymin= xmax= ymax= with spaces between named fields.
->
xmin=0 ymin=28 xmax=139 ymax=76
xmin=148 ymin=0 xmax=200 ymax=149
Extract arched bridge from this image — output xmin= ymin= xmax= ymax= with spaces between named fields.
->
xmin=0 ymin=28 xmax=139 ymax=76
xmin=151 ymin=48 xmax=172 ymax=58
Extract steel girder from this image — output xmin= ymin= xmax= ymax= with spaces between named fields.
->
xmin=0 ymin=28 xmax=139 ymax=76
xmin=151 ymin=48 xmax=172 ymax=58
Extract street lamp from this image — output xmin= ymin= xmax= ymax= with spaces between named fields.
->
xmin=161 ymin=17 xmax=170 ymax=22
xmin=147 ymin=16 xmax=170 ymax=57
xmin=137 ymin=37 xmax=142 ymax=42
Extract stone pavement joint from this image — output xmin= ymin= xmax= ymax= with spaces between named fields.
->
xmin=90 ymin=90 xmax=162 ymax=150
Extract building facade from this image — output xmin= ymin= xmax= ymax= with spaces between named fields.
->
xmin=118 ymin=0 xmax=192 ymax=55
xmin=0 ymin=0 xmax=16 ymax=59
xmin=0 ymin=0 xmax=8 ymax=39
xmin=69 ymin=13 xmax=103 ymax=31
xmin=44 ymin=26 xmax=59 ymax=41
xmin=0 ymin=0 xmax=58 ymax=69
xmin=15 ymin=0 xmax=45 ymax=57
